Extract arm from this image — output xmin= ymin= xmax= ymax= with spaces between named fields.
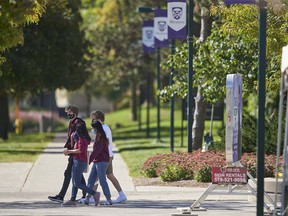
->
xmin=64 ymin=148 xmax=81 ymax=156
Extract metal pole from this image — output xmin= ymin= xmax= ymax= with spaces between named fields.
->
xmin=156 ymin=47 xmax=161 ymax=142
xmin=187 ymin=0 xmax=194 ymax=152
xmin=257 ymin=0 xmax=267 ymax=215
xmin=170 ymin=39 xmax=175 ymax=152
xmin=146 ymin=72 xmax=150 ymax=138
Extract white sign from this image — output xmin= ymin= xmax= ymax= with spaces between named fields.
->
xmin=226 ymin=74 xmax=242 ymax=163
xmin=281 ymin=45 xmax=288 ymax=73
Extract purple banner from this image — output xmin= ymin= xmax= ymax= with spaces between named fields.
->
xmin=154 ymin=9 xmax=169 ymax=48
xmin=142 ymin=20 xmax=154 ymax=53
xmin=224 ymin=0 xmax=255 ymax=4
xmin=167 ymin=0 xmax=187 ymax=40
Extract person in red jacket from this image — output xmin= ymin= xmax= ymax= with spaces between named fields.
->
xmin=62 ymin=123 xmax=100 ymax=206
xmin=48 ymin=105 xmax=88 ymax=203
xmin=87 ymin=120 xmax=113 ymax=205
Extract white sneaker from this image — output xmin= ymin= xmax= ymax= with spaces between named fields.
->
xmin=77 ymin=197 xmax=87 ymax=204
xmin=114 ymin=194 xmax=127 ymax=203
xmin=100 ymin=200 xmax=113 ymax=205
xmin=89 ymin=196 xmax=95 ymax=204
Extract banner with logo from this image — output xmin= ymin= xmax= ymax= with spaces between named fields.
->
xmin=225 ymin=74 xmax=242 ymax=163
xmin=167 ymin=0 xmax=187 ymax=40
xmin=154 ymin=9 xmax=169 ymax=48
xmin=142 ymin=20 xmax=154 ymax=52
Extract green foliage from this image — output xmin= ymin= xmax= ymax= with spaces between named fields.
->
xmin=160 ymin=164 xmax=188 ymax=182
xmin=0 ymin=0 xmax=90 ymax=97
xmin=0 ymin=0 xmax=45 ymax=52
xmin=194 ymin=165 xmax=211 ymax=182
xmin=160 ymin=2 xmax=287 ymax=104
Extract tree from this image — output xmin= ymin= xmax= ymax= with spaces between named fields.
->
xmin=0 ymin=0 xmax=45 ymax=140
xmin=160 ymin=1 xmax=288 ymax=150
xmin=0 ymin=0 xmax=90 ymax=140
xmin=81 ymin=0 xmax=168 ymax=120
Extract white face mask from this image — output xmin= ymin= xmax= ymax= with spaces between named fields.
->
xmin=91 ymin=129 xmax=96 ymax=134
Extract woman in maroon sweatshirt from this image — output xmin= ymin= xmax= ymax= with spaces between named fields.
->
xmin=87 ymin=120 xmax=112 ymax=205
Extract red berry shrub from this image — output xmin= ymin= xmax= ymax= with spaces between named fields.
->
xmin=142 ymin=150 xmax=280 ymax=182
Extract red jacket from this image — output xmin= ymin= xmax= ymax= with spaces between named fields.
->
xmin=64 ymin=117 xmax=85 ymax=149
xmin=89 ymin=138 xmax=109 ymax=164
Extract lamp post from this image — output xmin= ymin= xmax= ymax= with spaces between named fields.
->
xmin=187 ymin=0 xmax=194 ymax=153
xmin=256 ymin=0 xmax=267 ymax=215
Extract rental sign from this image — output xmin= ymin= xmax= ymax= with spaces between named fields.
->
xmin=212 ymin=167 xmax=247 ymax=184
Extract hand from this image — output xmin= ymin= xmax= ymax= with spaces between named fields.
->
xmin=63 ymin=149 xmax=69 ymax=156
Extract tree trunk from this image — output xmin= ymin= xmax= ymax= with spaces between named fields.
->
xmin=192 ymin=92 xmax=207 ymax=150
xmin=192 ymin=6 xmax=211 ymax=150
xmin=0 ymin=94 xmax=9 ymax=140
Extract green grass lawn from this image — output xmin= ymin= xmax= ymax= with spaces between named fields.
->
xmin=101 ymin=105 xmax=223 ymax=178
xmin=0 ymin=133 xmax=54 ymax=163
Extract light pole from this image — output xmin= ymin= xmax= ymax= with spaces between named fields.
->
xmin=187 ymin=0 xmax=194 ymax=153
xmin=256 ymin=0 xmax=267 ymax=215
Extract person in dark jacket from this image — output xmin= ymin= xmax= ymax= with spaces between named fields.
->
xmin=48 ymin=105 xmax=89 ymax=203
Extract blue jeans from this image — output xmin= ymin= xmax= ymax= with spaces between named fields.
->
xmin=71 ymin=159 xmax=95 ymax=200
xmin=87 ymin=161 xmax=111 ymax=200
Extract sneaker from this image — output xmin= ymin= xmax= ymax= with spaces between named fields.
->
xmin=77 ymin=197 xmax=87 ymax=204
xmin=48 ymin=195 xmax=63 ymax=203
xmin=100 ymin=200 xmax=113 ymax=205
xmin=88 ymin=196 xmax=95 ymax=204
xmin=93 ymin=192 xmax=101 ymax=206
xmin=61 ymin=200 xmax=76 ymax=207
xmin=114 ymin=194 xmax=127 ymax=204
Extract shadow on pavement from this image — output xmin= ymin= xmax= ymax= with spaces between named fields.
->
xmin=0 ymin=200 xmax=193 ymax=210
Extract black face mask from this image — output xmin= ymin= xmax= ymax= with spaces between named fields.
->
xmin=67 ymin=113 xmax=76 ymax=119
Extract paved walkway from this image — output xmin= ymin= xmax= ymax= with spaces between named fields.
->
xmin=0 ymin=133 xmax=265 ymax=216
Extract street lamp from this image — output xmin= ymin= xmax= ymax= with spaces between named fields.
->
xmin=187 ymin=0 xmax=194 ymax=153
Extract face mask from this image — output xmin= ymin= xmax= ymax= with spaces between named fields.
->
xmin=91 ymin=129 xmax=96 ymax=134
xmin=67 ymin=113 xmax=75 ymax=119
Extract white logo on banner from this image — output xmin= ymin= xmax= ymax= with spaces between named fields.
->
xmin=172 ymin=7 xmax=183 ymax=20
xmin=168 ymin=2 xmax=186 ymax=31
xmin=154 ymin=17 xmax=168 ymax=41
xmin=142 ymin=27 xmax=154 ymax=47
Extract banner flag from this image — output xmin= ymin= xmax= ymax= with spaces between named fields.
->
xmin=142 ymin=20 xmax=154 ymax=52
xmin=167 ymin=0 xmax=187 ymax=40
xmin=154 ymin=9 xmax=169 ymax=48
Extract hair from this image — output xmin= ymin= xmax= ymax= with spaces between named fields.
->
xmin=91 ymin=120 xmax=108 ymax=144
xmin=75 ymin=122 xmax=91 ymax=141
xmin=90 ymin=110 xmax=105 ymax=122
xmin=65 ymin=105 xmax=78 ymax=116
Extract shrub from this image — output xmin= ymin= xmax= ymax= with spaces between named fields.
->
xmin=194 ymin=165 xmax=212 ymax=182
xmin=160 ymin=164 xmax=187 ymax=181
xmin=142 ymin=150 xmax=281 ymax=182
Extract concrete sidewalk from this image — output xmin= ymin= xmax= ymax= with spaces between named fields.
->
xmin=0 ymin=133 xmax=261 ymax=216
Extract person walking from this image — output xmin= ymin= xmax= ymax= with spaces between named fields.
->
xmin=87 ymin=120 xmax=113 ymax=205
xmin=90 ymin=110 xmax=127 ymax=204
xmin=48 ymin=105 xmax=87 ymax=203
xmin=62 ymin=123 xmax=100 ymax=207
